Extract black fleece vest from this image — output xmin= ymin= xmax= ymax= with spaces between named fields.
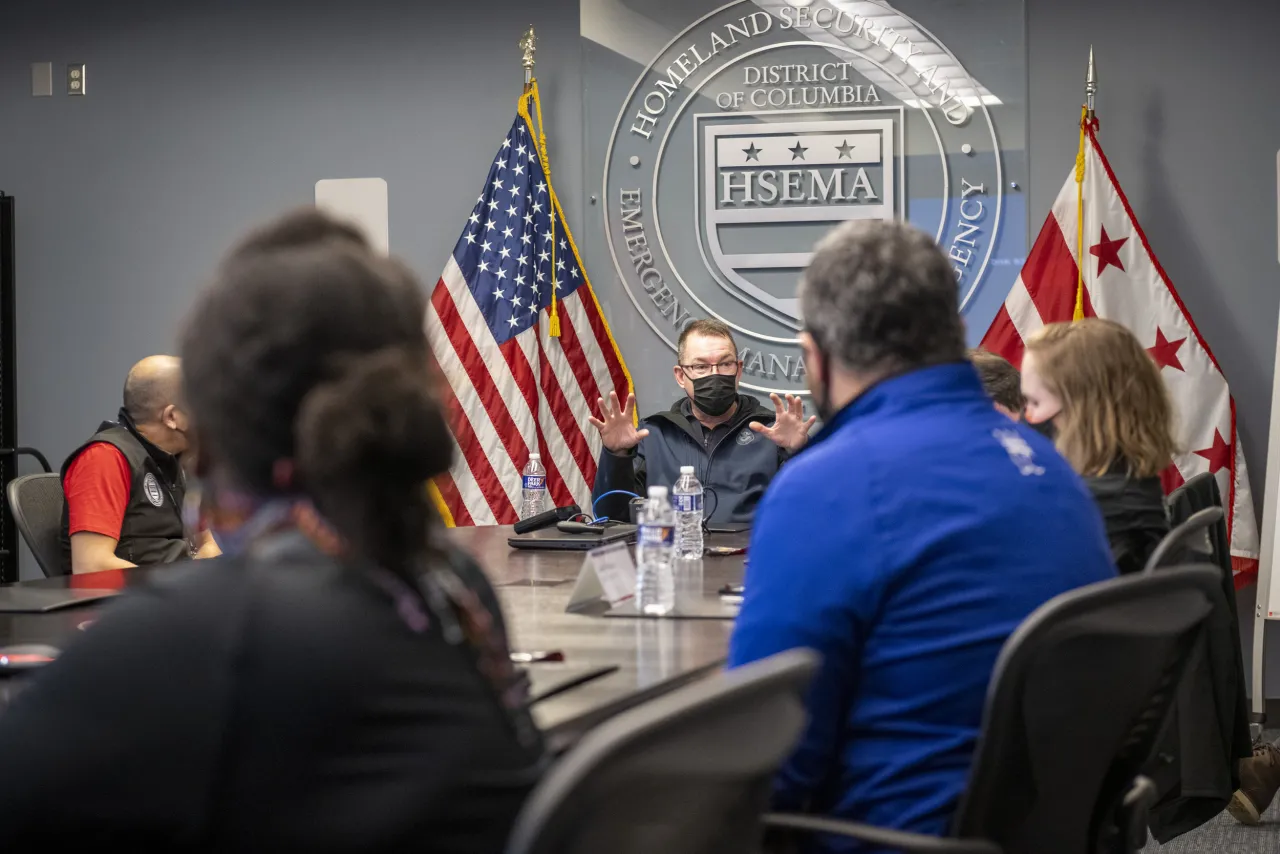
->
xmin=58 ymin=412 xmax=190 ymax=573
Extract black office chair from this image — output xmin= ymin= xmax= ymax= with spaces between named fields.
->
xmin=764 ymin=565 xmax=1222 ymax=854
xmin=6 ymin=473 xmax=65 ymax=577
xmin=1166 ymin=472 xmax=1217 ymax=518
xmin=505 ymin=649 xmax=819 ymax=854
xmin=1150 ymin=475 xmax=1252 ymax=840
xmin=1143 ymin=507 xmax=1222 ymax=572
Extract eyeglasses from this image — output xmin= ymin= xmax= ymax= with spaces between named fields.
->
xmin=678 ymin=359 xmax=740 ymax=379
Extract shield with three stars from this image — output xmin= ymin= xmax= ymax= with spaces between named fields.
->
xmin=697 ymin=113 xmax=900 ymax=326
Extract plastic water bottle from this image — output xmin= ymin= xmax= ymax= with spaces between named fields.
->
xmin=636 ymin=485 xmax=675 ymax=616
xmin=520 ymin=453 xmax=547 ymax=520
xmin=672 ymin=465 xmax=704 ymax=560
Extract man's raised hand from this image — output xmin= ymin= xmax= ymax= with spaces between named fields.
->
xmin=749 ymin=393 xmax=817 ymax=452
xmin=588 ymin=392 xmax=650 ymax=453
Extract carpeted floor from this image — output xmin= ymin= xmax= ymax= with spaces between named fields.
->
xmin=1148 ymin=733 xmax=1280 ymax=853
xmin=1149 ymin=802 xmax=1280 ymax=853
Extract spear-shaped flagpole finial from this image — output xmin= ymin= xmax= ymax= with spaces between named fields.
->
xmin=1085 ymin=45 xmax=1097 ymax=120
xmin=520 ymin=26 xmax=537 ymax=92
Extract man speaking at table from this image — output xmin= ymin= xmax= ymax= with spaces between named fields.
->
xmin=590 ymin=319 xmax=815 ymax=524
xmin=729 ymin=221 xmax=1115 ymax=849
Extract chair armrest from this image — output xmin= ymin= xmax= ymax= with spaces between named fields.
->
xmin=1122 ymin=775 xmax=1157 ymax=852
xmin=763 ymin=813 xmax=1002 ymax=854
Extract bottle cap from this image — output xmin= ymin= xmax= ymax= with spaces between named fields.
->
xmin=648 ymin=485 xmax=669 ymax=499
xmin=679 ymin=465 xmax=694 ymax=474
xmin=529 ymin=453 xmax=540 ymax=461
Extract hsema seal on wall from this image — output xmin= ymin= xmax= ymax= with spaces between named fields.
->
xmin=603 ymin=0 xmax=1004 ymax=395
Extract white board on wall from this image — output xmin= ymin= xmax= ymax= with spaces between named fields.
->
xmin=314 ymin=178 xmax=390 ymax=255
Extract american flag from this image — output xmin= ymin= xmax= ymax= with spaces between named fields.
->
xmin=980 ymin=116 xmax=1258 ymax=585
xmin=426 ymin=87 xmax=633 ymax=526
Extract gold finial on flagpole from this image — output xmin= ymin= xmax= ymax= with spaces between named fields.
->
xmin=1084 ymin=45 xmax=1097 ymax=121
xmin=520 ymin=26 xmax=537 ymax=93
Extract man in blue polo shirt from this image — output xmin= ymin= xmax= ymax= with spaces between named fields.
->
xmin=728 ymin=221 xmax=1116 ymax=849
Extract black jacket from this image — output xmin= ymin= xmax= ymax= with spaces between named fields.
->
xmin=59 ymin=408 xmax=191 ymax=573
xmin=1084 ymin=468 xmax=1168 ymax=574
xmin=592 ymin=394 xmax=786 ymax=524
xmin=1145 ymin=474 xmax=1253 ymax=842
xmin=0 ymin=538 xmax=544 ymax=850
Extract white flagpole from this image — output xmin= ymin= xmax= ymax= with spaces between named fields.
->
xmin=1249 ymin=149 xmax=1280 ymax=736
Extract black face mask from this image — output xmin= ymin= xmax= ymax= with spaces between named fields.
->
xmin=1027 ymin=417 xmax=1057 ymax=441
xmin=690 ymin=374 xmax=738 ymax=417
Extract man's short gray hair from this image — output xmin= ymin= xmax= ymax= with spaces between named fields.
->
xmin=799 ymin=220 xmax=966 ymax=374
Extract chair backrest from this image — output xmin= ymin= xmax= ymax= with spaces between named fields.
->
xmin=952 ymin=565 xmax=1221 ymax=854
xmin=1167 ymin=472 xmax=1218 ymax=521
xmin=1165 ymin=472 xmax=1231 ymax=577
xmin=6 ymin=474 xmax=66 ymax=577
xmin=1144 ymin=507 xmax=1223 ymax=572
xmin=505 ymin=649 xmax=819 ymax=854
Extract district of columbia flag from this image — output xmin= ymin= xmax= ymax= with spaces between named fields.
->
xmin=425 ymin=81 xmax=634 ymax=526
xmin=980 ymin=115 xmax=1259 ymax=586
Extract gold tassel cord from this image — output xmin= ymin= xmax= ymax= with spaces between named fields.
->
xmin=529 ymin=80 xmax=560 ymax=337
xmin=1073 ymin=105 xmax=1087 ymax=322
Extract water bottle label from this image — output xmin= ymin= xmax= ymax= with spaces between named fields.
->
xmin=639 ymin=524 xmax=674 ymax=546
xmin=672 ymin=494 xmax=702 ymax=513
xmin=522 ymin=475 xmax=546 ymax=490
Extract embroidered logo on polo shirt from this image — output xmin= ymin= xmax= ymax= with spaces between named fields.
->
xmin=993 ymin=429 xmax=1045 ymax=477
xmin=736 ymin=429 xmax=756 ymax=446
xmin=143 ymin=473 xmax=165 ymax=507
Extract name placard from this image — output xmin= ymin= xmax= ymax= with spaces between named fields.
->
xmin=566 ymin=542 xmax=636 ymax=612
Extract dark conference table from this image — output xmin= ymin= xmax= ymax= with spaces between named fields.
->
xmin=0 ymin=525 xmax=749 ymax=751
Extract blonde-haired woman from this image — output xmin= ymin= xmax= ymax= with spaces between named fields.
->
xmin=1020 ymin=318 xmax=1176 ymax=574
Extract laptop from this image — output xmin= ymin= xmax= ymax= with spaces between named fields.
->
xmin=0 ymin=588 xmax=118 ymax=613
xmin=508 ymin=524 xmax=638 ymax=551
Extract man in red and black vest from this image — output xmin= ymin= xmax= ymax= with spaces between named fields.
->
xmin=58 ymin=356 xmax=220 ymax=574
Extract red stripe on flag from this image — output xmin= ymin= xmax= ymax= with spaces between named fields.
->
xmin=978 ymin=305 xmax=1025 ymax=366
xmin=553 ymin=306 xmax=603 ymax=486
xmin=433 ymin=285 xmax=532 ymax=470
xmin=575 ymin=286 xmax=630 ymax=397
xmin=498 ymin=332 xmax=578 ymax=508
xmin=432 ymin=471 xmax=475 ymax=527
xmin=1234 ymin=557 xmax=1258 ymax=590
xmin=513 ymin=335 xmax=578 ymax=509
xmin=1080 ymin=288 xmax=1097 ymax=319
xmin=534 ymin=318 xmax=597 ymax=492
xmin=1159 ymin=463 xmax=1185 ymax=496
xmin=431 ymin=283 xmax=520 ymax=522
xmin=553 ymin=298 xmax=605 ymax=410
xmin=497 ymin=336 xmax=542 ymax=436
xmin=437 ymin=370 xmax=512 ymax=523
xmin=1022 ymin=213 xmax=1083 ymax=326
xmin=532 ymin=419 xmax=575 ymax=509
xmin=1227 ymin=398 xmax=1239 ymax=559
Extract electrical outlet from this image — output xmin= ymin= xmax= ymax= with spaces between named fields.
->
xmin=67 ymin=64 xmax=85 ymax=96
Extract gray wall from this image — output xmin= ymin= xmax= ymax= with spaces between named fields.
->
xmin=1026 ymin=0 xmax=1280 ymax=693
xmin=0 ymin=0 xmax=584 ymax=579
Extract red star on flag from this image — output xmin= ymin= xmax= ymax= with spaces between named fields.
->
xmin=1193 ymin=429 xmax=1232 ymax=475
xmin=1146 ymin=327 xmax=1186 ymax=372
xmin=1089 ymin=225 xmax=1129 ymax=276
